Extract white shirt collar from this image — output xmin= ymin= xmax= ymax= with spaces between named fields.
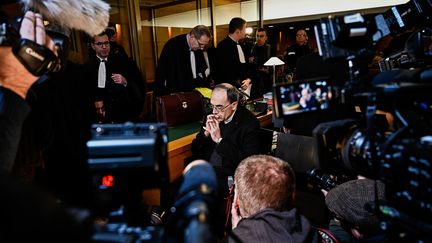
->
xmin=97 ymin=55 xmax=107 ymax=62
xmin=224 ymin=108 xmax=236 ymax=124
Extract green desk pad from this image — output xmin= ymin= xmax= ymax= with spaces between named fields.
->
xmin=168 ymin=122 xmax=202 ymax=141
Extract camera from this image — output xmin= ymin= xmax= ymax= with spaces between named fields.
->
xmin=0 ymin=10 xmax=67 ymax=76
xmin=87 ymin=123 xmax=219 ymax=242
xmin=87 ymin=123 xmax=169 ymax=229
xmin=273 ymin=78 xmax=340 ymax=118
xmin=306 ymin=168 xmax=338 ymax=191
xmin=273 ymin=0 xmax=432 ymax=240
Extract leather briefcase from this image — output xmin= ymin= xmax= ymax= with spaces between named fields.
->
xmin=156 ymin=91 xmax=204 ymax=126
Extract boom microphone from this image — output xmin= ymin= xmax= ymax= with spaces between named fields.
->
xmin=20 ymin=0 xmax=110 ymax=36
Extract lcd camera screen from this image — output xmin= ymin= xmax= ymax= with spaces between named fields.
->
xmin=273 ymin=79 xmax=336 ymax=118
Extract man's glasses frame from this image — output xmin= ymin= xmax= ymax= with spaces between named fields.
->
xmin=94 ymin=41 xmax=110 ymax=47
xmin=209 ymin=103 xmax=232 ymax=112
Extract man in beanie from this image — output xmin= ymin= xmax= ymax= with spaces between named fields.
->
xmin=325 ymin=179 xmax=386 ymax=242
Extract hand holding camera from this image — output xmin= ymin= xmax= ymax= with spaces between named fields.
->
xmin=0 ymin=10 xmax=56 ymax=99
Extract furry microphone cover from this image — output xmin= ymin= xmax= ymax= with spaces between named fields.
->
xmin=20 ymin=0 xmax=110 ymax=36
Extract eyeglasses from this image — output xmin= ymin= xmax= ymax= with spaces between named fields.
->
xmin=94 ymin=41 xmax=110 ymax=47
xmin=209 ymin=103 xmax=231 ymax=112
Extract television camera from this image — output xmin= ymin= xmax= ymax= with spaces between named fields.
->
xmin=87 ymin=123 xmax=218 ymax=243
xmin=273 ymin=0 xmax=432 ymax=240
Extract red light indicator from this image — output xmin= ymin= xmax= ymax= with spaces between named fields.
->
xmin=102 ymin=175 xmax=114 ymax=187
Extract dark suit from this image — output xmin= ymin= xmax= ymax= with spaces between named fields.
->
xmin=283 ymin=43 xmax=312 ymax=74
xmin=249 ymin=43 xmax=272 ymax=98
xmin=0 ymin=87 xmax=30 ymax=172
xmin=84 ymin=54 xmax=145 ymax=123
xmin=215 ymin=36 xmax=250 ymax=88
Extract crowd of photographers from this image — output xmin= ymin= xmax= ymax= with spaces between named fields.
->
xmin=1 ymin=0 xmax=431 ymax=242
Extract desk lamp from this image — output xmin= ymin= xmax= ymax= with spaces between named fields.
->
xmin=264 ymin=57 xmax=285 ymax=85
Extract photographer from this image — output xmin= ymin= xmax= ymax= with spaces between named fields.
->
xmin=0 ymin=10 xmax=94 ymax=241
xmin=324 ymin=179 xmax=386 ymax=243
xmin=0 ymin=10 xmax=55 ymax=172
xmin=229 ymin=155 xmax=318 ymax=242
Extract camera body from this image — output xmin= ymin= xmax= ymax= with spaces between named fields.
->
xmin=0 ymin=11 xmax=67 ymax=76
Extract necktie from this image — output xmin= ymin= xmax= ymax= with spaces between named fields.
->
xmin=237 ymin=44 xmax=246 ymax=63
xmin=190 ymin=50 xmax=197 ymax=79
xmin=98 ymin=59 xmax=106 ymax=88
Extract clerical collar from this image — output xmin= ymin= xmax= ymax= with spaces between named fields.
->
xmin=224 ymin=108 xmax=236 ymax=124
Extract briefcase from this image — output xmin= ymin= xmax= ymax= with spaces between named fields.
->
xmin=156 ymin=91 xmax=204 ymax=127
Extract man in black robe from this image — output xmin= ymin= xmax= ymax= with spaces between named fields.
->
xmin=84 ymin=31 xmax=145 ymax=123
xmin=154 ymin=25 xmax=213 ymax=97
xmin=215 ymin=17 xmax=253 ymax=97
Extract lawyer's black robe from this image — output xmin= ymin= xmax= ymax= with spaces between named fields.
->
xmin=154 ymin=34 xmax=196 ymax=97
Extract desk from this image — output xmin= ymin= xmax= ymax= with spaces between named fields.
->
xmin=142 ymin=111 xmax=273 ymax=205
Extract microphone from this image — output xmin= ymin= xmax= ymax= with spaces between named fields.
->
xmin=178 ymin=160 xmax=218 ymax=199
xmin=164 ymin=160 xmax=218 ymax=243
xmin=20 ymin=0 xmax=110 ymax=36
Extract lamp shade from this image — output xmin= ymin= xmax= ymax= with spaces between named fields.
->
xmin=264 ymin=57 xmax=285 ymax=66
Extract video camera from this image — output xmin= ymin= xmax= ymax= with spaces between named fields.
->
xmin=87 ymin=123 xmax=169 ymax=229
xmin=0 ymin=11 xmax=69 ymax=76
xmin=273 ymin=0 xmax=432 ymax=240
xmin=87 ymin=123 xmax=219 ymax=243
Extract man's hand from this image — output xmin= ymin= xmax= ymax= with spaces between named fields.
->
xmin=0 ymin=11 xmax=56 ymax=99
xmin=203 ymin=114 xmax=222 ymax=143
xmin=241 ymin=78 xmax=251 ymax=90
xmin=111 ymin=73 xmax=127 ymax=86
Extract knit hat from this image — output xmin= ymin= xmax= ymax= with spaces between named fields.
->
xmin=325 ymin=179 xmax=385 ymax=233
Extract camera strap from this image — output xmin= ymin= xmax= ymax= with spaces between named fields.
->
xmin=224 ymin=183 xmax=235 ymax=237
xmin=12 ymin=38 xmax=58 ymax=76
xmin=366 ymin=94 xmax=378 ymax=169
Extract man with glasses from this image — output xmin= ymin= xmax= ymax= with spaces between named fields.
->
xmin=191 ymin=83 xmax=260 ymax=237
xmin=154 ymin=25 xmax=213 ymax=97
xmin=84 ymin=31 xmax=145 ymax=123
xmin=283 ymin=29 xmax=312 ymax=78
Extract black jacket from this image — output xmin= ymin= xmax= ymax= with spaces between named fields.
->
xmin=154 ymin=34 xmax=213 ymax=97
xmin=283 ymin=43 xmax=312 ymax=73
xmin=83 ymin=53 xmax=145 ymax=123
xmin=191 ymin=105 xmax=260 ymax=177
xmin=229 ymin=208 xmax=319 ymax=243
xmin=0 ymin=87 xmax=30 ymax=172
xmin=215 ymin=36 xmax=250 ymax=87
